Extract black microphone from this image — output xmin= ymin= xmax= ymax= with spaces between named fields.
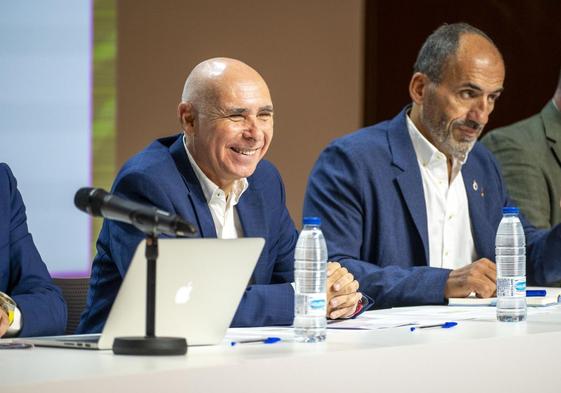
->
xmin=74 ymin=187 xmax=197 ymax=237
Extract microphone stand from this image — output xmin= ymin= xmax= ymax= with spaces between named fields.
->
xmin=112 ymin=233 xmax=188 ymax=355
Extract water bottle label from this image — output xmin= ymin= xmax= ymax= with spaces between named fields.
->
xmin=296 ymin=294 xmax=326 ymax=317
xmin=497 ymin=276 xmax=526 ymax=298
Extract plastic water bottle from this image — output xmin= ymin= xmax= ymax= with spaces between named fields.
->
xmin=496 ymin=206 xmax=527 ymax=322
xmin=294 ymin=217 xmax=327 ymax=342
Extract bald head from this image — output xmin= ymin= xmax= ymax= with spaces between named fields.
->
xmin=177 ymin=58 xmax=274 ymax=193
xmin=181 ymin=58 xmax=270 ymax=111
xmin=451 ymin=33 xmax=504 ymax=80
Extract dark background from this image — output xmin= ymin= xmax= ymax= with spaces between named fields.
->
xmin=364 ymin=0 xmax=561 ymax=136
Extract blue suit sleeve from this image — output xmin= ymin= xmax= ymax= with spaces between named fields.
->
xmin=1 ymin=164 xmax=67 ymax=337
xmin=231 ymin=283 xmax=294 ymax=327
xmin=303 ymin=144 xmax=450 ymax=309
xmin=518 ymin=209 xmax=561 ymax=286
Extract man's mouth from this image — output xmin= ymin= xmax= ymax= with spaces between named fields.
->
xmin=453 ymin=120 xmax=483 ymax=141
xmin=456 ymin=120 xmax=483 ymax=134
xmin=457 ymin=125 xmax=479 ymax=136
xmin=230 ymin=146 xmax=261 ymax=156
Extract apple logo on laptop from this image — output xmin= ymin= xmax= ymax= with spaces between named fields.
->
xmin=175 ymin=281 xmax=193 ymax=304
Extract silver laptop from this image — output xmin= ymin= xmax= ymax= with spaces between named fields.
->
xmin=21 ymin=238 xmax=265 ymax=350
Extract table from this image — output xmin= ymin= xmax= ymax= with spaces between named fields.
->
xmin=4 ymin=305 xmax=561 ymax=393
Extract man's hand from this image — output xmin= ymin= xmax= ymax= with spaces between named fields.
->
xmin=326 ymin=262 xmax=362 ymax=319
xmin=0 ymin=309 xmax=10 ymax=338
xmin=444 ymin=258 xmax=496 ymax=299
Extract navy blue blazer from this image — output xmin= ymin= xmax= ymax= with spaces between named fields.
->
xmin=0 ymin=163 xmax=66 ymax=336
xmin=77 ymin=135 xmax=298 ymax=333
xmin=304 ymin=108 xmax=561 ymax=309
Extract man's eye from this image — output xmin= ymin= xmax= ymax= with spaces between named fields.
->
xmin=228 ymin=115 xmax=245 ymax=121
xmin=258 ymin=112 xmax=272 ymax=119
xmin=460 ymin=90 xmax=475 ymax=99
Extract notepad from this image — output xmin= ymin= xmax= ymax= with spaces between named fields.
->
xmin=448 ymin=287 xmax=561 ymax=307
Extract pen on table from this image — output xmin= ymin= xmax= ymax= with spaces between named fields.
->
xmin=410 ymin=322 xmax=457 ymax=332
xmin=230 ymin=337 xmax=281 ymax=346
xmin=526 ymin=290 xmax=547 ymax=297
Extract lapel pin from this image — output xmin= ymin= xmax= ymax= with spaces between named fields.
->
xmin=472 ymin=180 xmax=478 ymax=191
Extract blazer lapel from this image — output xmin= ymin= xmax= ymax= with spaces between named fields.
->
xmin=169 ymin=135 xmax=217 ymax=238
xmin=462 ymin=155 xmax=494 ymax=260
xmin=388 ymin=109 xmax=430 ymax=264
xmin=542 ymin=101 xmax=561 ymax=167
xmin=236 ymin=184 xmax=267 ymax=282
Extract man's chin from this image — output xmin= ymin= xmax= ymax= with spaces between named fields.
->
xmin=451 ymin=144 xmax=475 ymax=162
xmin=228 ymin=165 xmax=258 ymax=180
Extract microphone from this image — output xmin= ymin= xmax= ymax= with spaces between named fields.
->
xmin=74 ymin=187 xmax=197 ymax=237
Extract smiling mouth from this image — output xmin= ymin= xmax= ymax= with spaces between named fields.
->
xmin=230 ymin=146 xmax=261 ymax=156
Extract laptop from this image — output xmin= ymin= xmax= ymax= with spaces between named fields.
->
xmin=21 ymin=237 xmax=265 ymax=350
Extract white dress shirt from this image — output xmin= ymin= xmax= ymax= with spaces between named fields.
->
xmin=406 ymin=115 xmax=478 ymax=270
xmin=184 ymin=137 xmax=248 ymax=239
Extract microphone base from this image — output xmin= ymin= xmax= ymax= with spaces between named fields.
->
xmin=112 ymin=336 xmax=188 ymax=356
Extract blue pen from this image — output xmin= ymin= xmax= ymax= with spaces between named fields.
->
xmin=526 ymin=290 xmax=547 ymax=297
xmin=230 ymin=337 xmax=281 ymax=346
xmin=410 ymin=322 xmax=457 ymax=332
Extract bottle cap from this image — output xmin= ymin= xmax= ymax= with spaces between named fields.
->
xmin=302 ymin=216 xmax=321 ymax=226
xmin=502 ymin=206 xmax=520 ymax=215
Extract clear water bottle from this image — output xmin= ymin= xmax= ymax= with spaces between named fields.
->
xmin=496 ymin=206 xmax=527 ymax=322
xmin=294 ymin=216 xmax=327 ymax=342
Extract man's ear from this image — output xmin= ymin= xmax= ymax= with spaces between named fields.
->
xmin=177 ymin=102 xmax=195 ymax=134
xmin=409 ymin=72 xmax=429 ymax=105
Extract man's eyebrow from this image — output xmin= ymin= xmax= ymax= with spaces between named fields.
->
xmin=226 ymin=108 xmax=248 ymax=115
xmin=223 ymin=105 xmax=274 ymax=115
xmin=491 ymin=87 xmax=504 ymax=95
xmin=461 ymin=83 xmax=483 ymax=91
xmin=259 ymin=105 xmax=274 ymax=113
xmin=461 ymin=83 xmax=504 ymax=94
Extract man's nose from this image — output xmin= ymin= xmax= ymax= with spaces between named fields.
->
xmin=242 ymin=116 xmax=260 ymax=139
xmin=468 ymin=97 xmax=492 ymax=126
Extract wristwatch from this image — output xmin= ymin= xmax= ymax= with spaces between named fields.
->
xmin=0 ymin=292 xmax=16 ymax=325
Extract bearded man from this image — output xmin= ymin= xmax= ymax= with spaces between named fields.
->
xmin=303 ymin=23 xmax=561 ymax=308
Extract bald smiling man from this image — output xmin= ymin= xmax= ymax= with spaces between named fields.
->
xmin=77 ymin=58 xmax=364 ymax=333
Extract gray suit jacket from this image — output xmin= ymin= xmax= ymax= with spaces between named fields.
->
xmin=482 ymin=101 xmax=561 ymax=229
